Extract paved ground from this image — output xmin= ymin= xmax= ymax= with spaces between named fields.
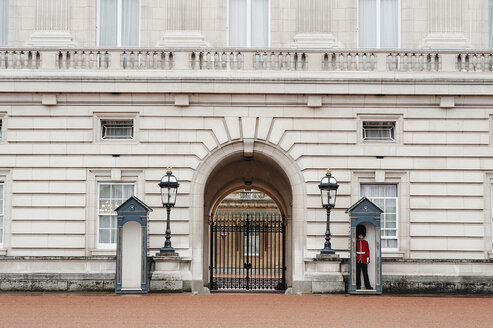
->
xmin=0 ymin=293 xmax=491 ymax=327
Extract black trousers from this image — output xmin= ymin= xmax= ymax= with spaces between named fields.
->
xmin=356 ymin=262 xmax=372 ymax=289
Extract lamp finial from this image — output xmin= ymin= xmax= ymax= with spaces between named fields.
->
xmin=326 ymin=167 xmax=331 ymax=174
xmin=166 ymin=166 xmax=173 ymax=172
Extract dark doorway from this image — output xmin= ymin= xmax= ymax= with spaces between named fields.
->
xmin=209 ymin=190 xmax=286 ymax=291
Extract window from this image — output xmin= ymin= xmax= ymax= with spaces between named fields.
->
xmin=361 ymin=184 xmax=398 ymax=249
xmin=98 ymin=183 xmax=135 ymax=246
xmin=101 ymin=119 xmax=134 ymax=140
xmin=0 ymin=183 xmax=3 ymax=245
xmin=0 ymin=0 xmax=7 ymax=46
xmin=358 ymin=0 xmax=399 ymax=48
xmin=99 ymin=0 xmax=140 ymax=47
xmin=0 ymin=119 xmax=2 ymax=139
xmin=229 ymin=0 xmax=269 ymax=47
xmin=489 ymin=0 xmax=493 ymax=48
xmin=244 ymin=228 xmax=260 ymax=256
xmin=363 ymin=121 xmax=395 ymax=142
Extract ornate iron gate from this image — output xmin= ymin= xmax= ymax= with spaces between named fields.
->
xmin=209 ymin=212 xmax=286 ymax=291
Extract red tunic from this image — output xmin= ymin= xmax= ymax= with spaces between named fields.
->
xmin=356 ymin=239 xmax=370 ymax=264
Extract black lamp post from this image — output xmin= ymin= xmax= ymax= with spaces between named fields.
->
xmin=319 ymin=168 xmax=339 ymax=255
xmin=158 ymin=167 xmax=179 ymax=253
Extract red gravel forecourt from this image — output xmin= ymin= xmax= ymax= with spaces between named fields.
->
xmin=0 ymin=293 xmax=491 ymax=328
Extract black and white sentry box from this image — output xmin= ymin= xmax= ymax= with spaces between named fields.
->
xmin=115 ymin=196 xmax=152 ymax=294
xmin=346 ymin=197 xmax=383 ymax=295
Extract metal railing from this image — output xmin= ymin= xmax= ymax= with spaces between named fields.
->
xmin=209 ymin=212 xmax=286 ymax=291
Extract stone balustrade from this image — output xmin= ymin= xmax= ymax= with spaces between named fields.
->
xmin=1 ymin=48 xmax=493 ymax=74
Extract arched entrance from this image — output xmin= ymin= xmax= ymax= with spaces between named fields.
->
xmin=189 ymin=141 xmax=306 ymax=293
xmin=210 ymin=189 xmax=285 ymax=290
xmin=204 ymin=152 xmax=292 ymax=291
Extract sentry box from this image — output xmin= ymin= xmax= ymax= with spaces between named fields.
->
xmin=346 ymin=197 xmax=383 ymax=295
xmin=115 ymin=196 xmax=152 ymax=294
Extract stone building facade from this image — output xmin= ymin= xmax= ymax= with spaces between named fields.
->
xmin=0 ymin=0 xmax=493 ymax=293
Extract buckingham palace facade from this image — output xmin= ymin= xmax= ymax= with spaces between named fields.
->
xmin=0 ymin=0 xmax=493 ymax=293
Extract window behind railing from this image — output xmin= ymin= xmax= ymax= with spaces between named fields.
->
xmin=0 ymin=0 xmax=8 ymax=46
xmin=99 ymin=0 xmax=140 ymax=47
xmin=489 ymin=0 xmax=493 ymax=48
xmin=358 ymin=0 xmax=399 ymax=48
xmin=229 ymin=0 xmax=269 ymax=47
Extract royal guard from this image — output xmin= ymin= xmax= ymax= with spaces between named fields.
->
xmin=356 ymin=226 xmax=373 ymax=290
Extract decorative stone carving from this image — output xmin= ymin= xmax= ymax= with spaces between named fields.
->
xmin=26 ymin=0 xmax=75 ymax=47
xmin=159 ymin=0 xmax=207 ymax=48
xmin=292 ymin=0 xmax=342 ymax=49
xmin=422 ymin=0 xmax=468 ymax=49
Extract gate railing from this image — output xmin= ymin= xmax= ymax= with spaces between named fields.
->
xmin=209 ymin=212 xmax=286 ymax=291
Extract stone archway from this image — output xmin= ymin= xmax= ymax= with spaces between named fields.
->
xmin=189 ymin=141 xmax=306 ymax=292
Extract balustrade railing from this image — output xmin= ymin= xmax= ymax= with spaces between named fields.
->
xmin=0 ymin=50 xmax=40 ymax=69
xmin=57 ymin=50 xmax=109 ymax=69
xmin=1 ymin=48 xmax=493 ymax=74
xmin=456 ymin=52 xmax=493 ymax=72
xmin=323 ymin=52 xmax=375 ymax=71
xmin=121 ymin=51 xmax=173 ymax=70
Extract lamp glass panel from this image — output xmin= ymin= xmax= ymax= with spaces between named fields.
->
xmin=321 ymin=189 xmax=329 ymax=207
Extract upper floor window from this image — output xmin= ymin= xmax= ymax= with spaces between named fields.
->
xmin=358 ymin=0 xmax=399 ymax=48
xmin=489 ymin=0 xmax=493 ymax=48
xmin=99 ymin=0 xmax=140 ymax=47
xmin=363 ymin=121 xmax=395 ymax=142
xmin=229 ymin=0 xmax=269 ymax=47
xmin=0 ymin=119 xmax=3 ymax=139
xmin=98 ymin=183 xmax=135 ymax=246
xmin=101 ymin=119 xmax=134 ymax=140
xmin=361 ymin=184 xmax=398 ymax=249
xmin=0 ymin=183 xmax=4 ymax=245
xmin=0 ymin=0 xmax=8 ymax=46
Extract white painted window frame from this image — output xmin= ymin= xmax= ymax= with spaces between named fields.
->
xmin=357 ymin=0 xmax=401 ymax=48
xmin=96 ymin=0 xmax=141 ymax=47
xmin=357 ymin=114 xmax=402 ymax=144
xmin=101 ymin=119 xmax=134 ymax=140
xmin=227 ymin=0 xmax=271 ymax=48
xmin=362 ymin=121 xmax=396 ymax=142
xmin=88 ymin=169 xmax=143 ymax=255
xmin=97 ymin=182 xmax=135 ymax=248
xmin=360 ymin=184 xmax=399 ymax=251
xmin=352 ymin=170 xmax=408 ymax=258
xmin=93 ymin=112 xmax=139 ymax=143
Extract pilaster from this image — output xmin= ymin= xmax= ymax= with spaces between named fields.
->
xmin=26 ymin=0 xmax=75 ymax=47
xmin=159 ymin=0 xmax=207 ymax=48
xmin=291 ymin=0 xmax=342 ymax=49
xmin=421 ymin=0 xmax=468 ymax=49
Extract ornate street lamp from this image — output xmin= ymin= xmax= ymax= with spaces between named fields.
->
xmin=319 ymin=168 xmax=339 ymax=255
xmin=158 ymin=167 xmax=179 ymax=253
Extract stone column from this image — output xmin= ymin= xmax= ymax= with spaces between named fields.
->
xmin=292 ymin=0 xmax=342 ymax=48
xmin=159 ymin=0 xmax=207 ymax=48
xmin=421 ymin=0 xmax=468 ymax=49
xmin=26 ymin=0 xmax=75 ymax=47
